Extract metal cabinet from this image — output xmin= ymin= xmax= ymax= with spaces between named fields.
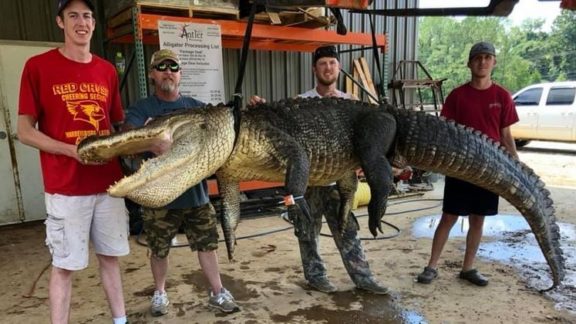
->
xmin=0 ymin=40 xmax=60 ymax=225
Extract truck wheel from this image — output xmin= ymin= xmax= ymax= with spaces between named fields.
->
xmin=515 ymin=139 xmax=530 ymax=147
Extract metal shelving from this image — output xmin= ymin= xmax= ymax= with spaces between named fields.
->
xmin=107 ymin=3 xmax=387 ymax=99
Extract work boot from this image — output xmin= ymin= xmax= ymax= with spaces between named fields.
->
xmin=353 ymin=276 xmax=390 ymax=295
xmin=150 ymin=290 xmax=169 ymax=316
xmin=308 ymin=276 xmax=337 ymax=293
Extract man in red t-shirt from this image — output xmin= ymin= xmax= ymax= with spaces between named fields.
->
xmin=17 ymin=1 xmax=129 ymax=323
xmin=417 ymin=41 xmax=519 ymax=287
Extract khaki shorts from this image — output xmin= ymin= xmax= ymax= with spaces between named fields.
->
xmin=44 ymin=193 xmax=130 ymax=271
xmin=142 ymin=203 xmax=219 ymax=258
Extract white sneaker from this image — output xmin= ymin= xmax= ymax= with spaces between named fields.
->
xmin=150 ymin=290 xmax=169 ymax=316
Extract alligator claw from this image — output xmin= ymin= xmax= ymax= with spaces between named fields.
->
xmin=368 ymin=214 xmax=382 ymax=237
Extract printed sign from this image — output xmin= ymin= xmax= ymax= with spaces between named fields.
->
xmin=158 ymin=20 xmax=225 ymax=104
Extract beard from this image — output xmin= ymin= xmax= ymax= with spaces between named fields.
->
xmin=317 ymin=74 xmax=338 ymax=86
xmin=159 ymin=79 xmax=178 ymax=93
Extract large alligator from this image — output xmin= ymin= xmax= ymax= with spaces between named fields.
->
xmin=78 ymin=97 xmax=564 ymax=291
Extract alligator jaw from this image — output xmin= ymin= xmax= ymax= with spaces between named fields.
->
xmin=78 ymin=106 xmax=236 ymax=208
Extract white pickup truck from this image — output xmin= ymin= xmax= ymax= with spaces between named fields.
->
xmin=511 ymin=81 xmax=576 ymax=147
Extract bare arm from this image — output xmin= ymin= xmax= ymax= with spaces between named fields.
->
xmin=500 ymin=126 xmax=519 ymax=160
xmin=17 ymin=115 xmax=80 ymax=162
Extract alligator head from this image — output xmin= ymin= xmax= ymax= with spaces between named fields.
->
xmin=78 ymin=104 xmax=235 ymax=207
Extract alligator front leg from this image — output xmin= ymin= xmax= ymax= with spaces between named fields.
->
xmin=284 ymin=149 xmax=312 ymax=231
xmin=336 ymin=171 xmax=359 ymax=233
xmin=216 ymin=175 xmax=240 ymax=262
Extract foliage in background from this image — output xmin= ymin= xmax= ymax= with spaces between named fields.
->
xmin=416 ymin=10 xmax=576 ymax=102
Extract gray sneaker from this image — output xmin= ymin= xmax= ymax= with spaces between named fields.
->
xmin=208 ymin=288 xmax=240 ymax=313
xmin=308 ymin=276 xmax=337 ymax=293
xmin=150 ymin=290 xmax=169 ymax=316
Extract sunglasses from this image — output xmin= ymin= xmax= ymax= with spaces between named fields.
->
xmin=153 ymin=62 xmax=180 ymax=72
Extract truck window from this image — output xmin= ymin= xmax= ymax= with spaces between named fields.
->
xmin=514 ymin=88 xmax=542 ymax=106
xmin=546 ymin=87 xmax=576 ymax=105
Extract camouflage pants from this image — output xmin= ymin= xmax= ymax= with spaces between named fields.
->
xmin=142 ymin=203 xmax=219 ymax=258
xmin=292 ymin=186 xmax=374 ymax=284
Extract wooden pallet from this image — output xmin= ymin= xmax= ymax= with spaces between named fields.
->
xmin=108 ymin=2 xmax=240 ymax=29
xmin=246 ymin=7 xmax=333 ymax=28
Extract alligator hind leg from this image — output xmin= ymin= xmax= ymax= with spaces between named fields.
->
xmin=261 ymin=127 xmax=313 ymax=236
xmin=353 ymin=112 xmax=397 ymax=236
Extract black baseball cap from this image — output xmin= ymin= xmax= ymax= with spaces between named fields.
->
xmin=313 ymin=45 xmax=339 ymax=64
xmin=57 ymin=0 xmax=95 ymax=15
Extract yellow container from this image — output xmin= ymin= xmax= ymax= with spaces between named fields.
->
xmin=352 ymin=181 xmax=371 ymax=209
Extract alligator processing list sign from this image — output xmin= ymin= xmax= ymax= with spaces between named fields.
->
xmin=158 ymin=20 xmax=225 ymax=104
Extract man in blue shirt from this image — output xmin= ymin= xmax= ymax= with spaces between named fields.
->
xmin=123 ymin=49 xmax=239 ymax=316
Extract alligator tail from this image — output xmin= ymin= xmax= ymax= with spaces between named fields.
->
xmin=390 ymin=108 xmax=565 ymax=291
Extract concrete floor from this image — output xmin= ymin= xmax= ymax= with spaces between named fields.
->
xmin=2 ymin=141 xmax=576 ymax=323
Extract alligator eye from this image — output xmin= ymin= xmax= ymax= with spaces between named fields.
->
xmin=199 ymin=123 xmax=207 ymax=130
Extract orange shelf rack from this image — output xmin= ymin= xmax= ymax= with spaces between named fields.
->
xmin=207 ymin=179 xmax=284 ymax=197
xmin=109 ymin=13 xmax=386 ymax=52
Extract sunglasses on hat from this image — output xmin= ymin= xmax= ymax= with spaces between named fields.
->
xmin=153 ymin=62 xmax=180 ymax=72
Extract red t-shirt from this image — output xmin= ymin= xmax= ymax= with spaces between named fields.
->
xmin=19 ymin=48 xmax=124 ymax=195
xmin=441 ymin=83 xmax=519 ymax=141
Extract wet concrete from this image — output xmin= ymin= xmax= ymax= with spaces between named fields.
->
xmin=412 ymin=214 xmax=576 ymax=313
xmin=268 ymin=292 xmax=426 ymax=324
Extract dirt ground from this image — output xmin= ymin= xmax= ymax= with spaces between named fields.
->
xmin=1 ymin=141 xmax=576 ymax=324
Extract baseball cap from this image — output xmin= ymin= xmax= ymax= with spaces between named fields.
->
xmin=57 ymin=0 xmax=95 ymax=15
xmin=313 ymin=45 xmax=339 ymax=64
xmin=150 ymin=49 xmax=181 ymax=67
xmin=468 ymin=41 xmax=496 ymax=61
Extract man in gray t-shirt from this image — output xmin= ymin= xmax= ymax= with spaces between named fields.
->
xmin=249 ymin=46 xmax=387 ymax=294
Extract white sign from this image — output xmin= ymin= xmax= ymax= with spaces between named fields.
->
xmin=158 ymin=20 xmax=225 ymax=104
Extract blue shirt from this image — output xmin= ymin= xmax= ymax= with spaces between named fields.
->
xmin=124 ymin=94 xmax=210 ymax=209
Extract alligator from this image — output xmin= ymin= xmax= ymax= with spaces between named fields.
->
xmin=78 ymin=97 xmax=564 ymax=291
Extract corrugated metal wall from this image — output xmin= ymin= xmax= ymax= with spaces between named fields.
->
xmin=0 ymin=0 xmax=108 ymax=56
xmin=0 ymin=1 xmax=62 ymax=42
xmin=0 ymin=0 xmax=419 ymax=105
xmin=217 ymin=0 xmax=420 ymax=103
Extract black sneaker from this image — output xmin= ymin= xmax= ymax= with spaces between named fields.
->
xmin=417 ymin=266 xmax=438 ymax=284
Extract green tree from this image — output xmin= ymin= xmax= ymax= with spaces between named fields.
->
xmin=415 ymin=13 xmax=575 ymax=100
xmin=549 ymin=10 xmax=576 ymax=80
